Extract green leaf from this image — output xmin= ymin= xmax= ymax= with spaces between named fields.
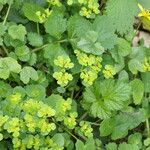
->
xmin=118 ymin=142 xmax=139 ymax=150
xmin=0 ymin=81 xmax=12 ymax=98
xmin=106 ymin=0 xmax=138 ymax=34
xmin=15 ymin=45 xmax=30 ymax=62
xmin=130 ymin=79 xmax=144 ymax=105
xmin=144 ymin=138 xmax=150 ymax=146
xmin=8 ymin=24 xmax=27 ymax=41
xmin=22 ymin=3 xmax=44 ymax=22
xmin=67 ymin=15 xmax=92 ymax=38
xmin=93 ymin=15 xmax=117 ymax=49
xmin=128 ymin=133 xmax=142 ymax=149
xmin=100 ymin=110 xmax=145 ymax=140
xmin=44 ymin=11 xmax=67 ymax=39
xmin=0 ymin=57 xmax=21 ymax=79
xmin=128 ymin=59 xmax=144 ymax=74
xmin=100 ymin=118 xmax=115 ymax=136
xmin=83 ymin=79 xmax=131 ymax=119
xmin=20 ymin=66 xmax=38 ymax=84
xmin=77 ymin=31 xmax=104 ymax=55
xmin=27 ymin=32 xmax=43 ymax=47
xmin=0 ymin=23 xmax=7 ymax=36
xmin=52 ymin=134 xmax=64 ymax=147
xmin=117 ymin=38 xmax=132 ymax=57
xmin=141 ymin=72 xmax=150 ymax=93
xmin=25 ymin=84 xmax=45 ymax=99
xmin=106 ymin=143 xmax=118 ymax=150
xmin=75 ymin=138 xmax=96 ymax=150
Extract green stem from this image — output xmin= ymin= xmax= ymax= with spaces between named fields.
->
xmin=32 ymin=44 xmax=49 ymax=53
xmin=79 ymin=112 xmax=88 ymax=122
xmin=3 ymin=0 xmax=12 ymax=25
xmin=32 ymin=39 xmax=69 ymax=53
xmin=2 ymin=45 xmax=8 ymax=55
xmin=146 ymin=119 xmax=150 ymax=137
xmin=37 ymin=22 xmax=40 ymax=35
xmin=52 ymin=118 xmax=78 ymax=140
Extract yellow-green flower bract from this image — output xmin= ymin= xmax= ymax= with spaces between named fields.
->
xmin=103 ymin=64 xmax=116 ymax=79
xmin=7 ymin=92 xmax=22 ymax=104
xmin=53 ymin=55 xmax=74 ymax=87
xmin=53 ymin=71 xmax=73 ymax=87
xmin=54 ymin=55 xmax=74 ymax=69
xmin=80 ymin=121 xmax=93 ymax=137
xmin=36 ymin=9 xmax=52 ymax=23
xmin=143 ymin=57 xmax=150 ymax=71
xmin=75 ymin=49 xmax=102 ymax=86
xmin=64 ymin=112 xmax=78 ymax=129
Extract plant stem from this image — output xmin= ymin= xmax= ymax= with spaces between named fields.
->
xmin=32 ymin=44 xmax=49 ymax=53
xmin=2 ymin=45 xmax=8 ymax=55
xmin=32 ymin=39 xmax=69 ymax=53
xmin=3 ymin=0 xmax=12 ymax=25
xmin=146 ymin=119 xmax=150 ymax=137
xmin=79 ymin=112 xmax=88 ymax=122
xmin=37 ymin=22 xmax=40 ymax=35
xmin=52 ymin=118 xmax=78 ymax=140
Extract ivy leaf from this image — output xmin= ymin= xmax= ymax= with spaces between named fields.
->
xmin=44 ymin=11 xmax=67 ymax=39
xmin=20 ymin=66 xmax=38 ymax=84
xmin=77 ymin=31 xmax=105 ymax=55
xmin=8 ymin=24 xmax=27 ymax=41
xmin=27 ymin=32 xmax=43 ymax=47
xmin=106 ymin=0 xmax=138 ymax=34
xmin=83 ymin=79 xmax=131 ymax=119
xmin=130 ymin=79 xmax=144 ymax=105
xmin=22 ymin=3 xmax=44 ymax=22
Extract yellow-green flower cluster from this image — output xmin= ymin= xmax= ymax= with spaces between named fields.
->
xmin=54 ymin=56 xmax=74 ymax=69
xmin=79 ymin=0 xmax=100 ymax=18
xmin=103 ymin=64 xmax=116 ymax=79
xmin=4 ymin=117 xmax=20 ymax=137
xmin=38 ymin=119 xmax=56 ymax=135
xmin=22 ymin=99 xmax=56 ymax=135
xmin=24 ymin=114 xmax=36 ymax=132
xmin=13 ymin=135 xmax=64 ymax=150
xmin=47 ymin=0 xmax=62 ymax=7
xmin=64 ymin=112 xmax=78 ymax=129
xmin=61 ymin=98 xmax=72 ymax=112
xmin=36 ymin=9 xmax=52 ymax=23
xmin=37 ymin=103 xmax=56 ymax=118
xmin=0 ymin=115 xmax=9 ymax=127
xmin=143 ymin=57 xmax=150 ymax=71
xmin=75 ymin=49 xmax=102 ymax=86
xmin=53 ymin=55 xmax=74 ymax=87
xmin=7 ymin=92 xmax=22 ymax=104
xmin=79 ymin=121 xmax=93 ymax=137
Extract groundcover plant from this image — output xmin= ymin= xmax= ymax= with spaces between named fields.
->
xmin=0 ymin=0 xmax=150 ymax=149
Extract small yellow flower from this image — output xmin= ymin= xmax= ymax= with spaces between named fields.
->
xmin=138 ymin=3 xmax=150 ymax=20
